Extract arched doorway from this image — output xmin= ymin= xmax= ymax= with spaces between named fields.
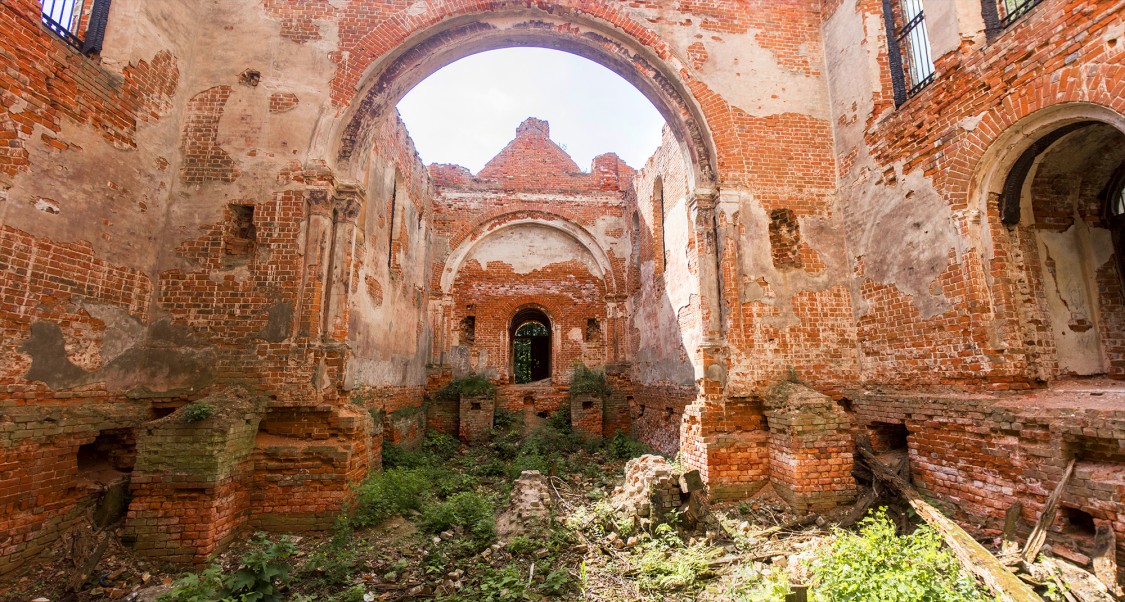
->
xmin=994 ymin=119 xmax=1125 ymax=377
xmin=511 ymin=308 xmax=552 ymax=383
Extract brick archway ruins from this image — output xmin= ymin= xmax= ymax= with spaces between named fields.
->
xmin=3 ymin=0 xmax=1125 ymax=581
xmin=325 ymin=0 xmax=719 ymax=190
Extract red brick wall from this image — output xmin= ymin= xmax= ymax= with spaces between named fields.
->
xmin=429 ymin=120 xmax=627 ymax=384
xmin=852 ymin=388 xmax=1125 ymax=577
xmin=826 ymin=0 xmax=1125 ymax=388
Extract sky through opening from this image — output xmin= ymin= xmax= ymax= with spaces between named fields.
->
xmin=397 ymin=48 xmax=666 ymax=175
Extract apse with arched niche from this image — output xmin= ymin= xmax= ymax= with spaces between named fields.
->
xmin=998 ymin=121 xmax=1125 ymax=378
xmin=446 ymin=222 xmax=608 ymax=382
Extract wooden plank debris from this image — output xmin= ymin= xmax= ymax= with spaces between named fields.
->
xmin=858 ymin=445 xmax=1043 ymax=602
xmin=1021 ymin=458 xmax=1076 ymax=564
xmin=1091 ymin=524 xmax=1121 ymax=597
xmin=1001 ymin=501 xmax=1023 ymax=557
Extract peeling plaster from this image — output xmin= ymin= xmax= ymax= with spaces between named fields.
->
xmin=466 ymin=224 xmax=600 ymax=276
xmin=696 ymin=33 xmax=828 ymax=120
xmin=825 ymin=0 xmax=962 ymax=319
xmin=1038 ymin=221 xmax=1115 ymax=375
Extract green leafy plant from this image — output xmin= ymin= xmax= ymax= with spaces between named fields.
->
xmin=810 ymin=508 xmax=990 ymax=601
xmin=493 ymin=407 xmax=517 ymax=430
xmin=181 ymin=401 xmax=215 ymax=423
xmin=476 ymin=564 xmax=529 ymax=602
xmin=423 ymin=429 xmax=461 ymax=461
xmin=569 ymin=364 xmax=612 ymax=399
xmin=159 ymin=534 xmax=296 ymax=602
xmin=607 ymin=432 xmax=650 ymax=459
xmin=346 ymin=467 xmax=431 ymax=528
xmin=383 ymin=430 xmax=460 ymax=469
xmin=420 ymin=491 xmax=496 ymax=550
xmin=223 ymin=533 xmax=297 ymax=602
xmin=542 ymin=567 xmax=573 ymax=596
xmin=434 ymin=373 xmax=497 ymax=402
xmin=634 ymin=523 xmax=719 ymax=591
xmin=159 ymin=565 xmax=224 ymax=601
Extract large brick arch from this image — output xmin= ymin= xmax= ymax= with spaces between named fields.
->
xmin=946 ymin=64 xmax=1125 ymax=206
xmin=329 ymin=0 xmax=718 ymax=189
xmin=440 ymin=211 xmax=618 ymax=296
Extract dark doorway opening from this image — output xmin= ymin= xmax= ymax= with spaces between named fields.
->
xmin=512 ymin=308 xmax=551 ymax=383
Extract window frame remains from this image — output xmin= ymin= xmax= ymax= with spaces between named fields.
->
xmin=982 ymin=0 xmax=1045 ymax=35
xmin=882 ymin=0 xmax=936 ymax=107
xmin=40 ymin=0 xmax=112 ymax=55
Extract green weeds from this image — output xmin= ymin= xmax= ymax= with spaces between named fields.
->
xmin=809 ymin=509 xmax=990 ymax=602
xmin=159 ymin=533 xmax=296 ymax=602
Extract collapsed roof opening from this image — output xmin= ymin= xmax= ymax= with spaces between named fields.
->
xmin=396 ymin=48 xmax=666 ymax=176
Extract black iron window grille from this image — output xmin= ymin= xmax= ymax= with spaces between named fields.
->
xmin=882 ymin=0 xmax=936 ymax=107
xmin=40 ymin=0 xmax=111 ymax=55
xmin=982 ymin=0 xmax=1044 ymax=34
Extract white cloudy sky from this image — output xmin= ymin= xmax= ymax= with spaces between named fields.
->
xmin=397 ymin=48 xmax=666 ymax=174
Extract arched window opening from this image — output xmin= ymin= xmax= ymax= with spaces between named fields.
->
xmin=512 ymin=309 xmax=551 ymax=384
xmin=1104 ymin=164 xmax=1125 ymax=303
xmin=398 ymin=48 xmax=665 ymax=175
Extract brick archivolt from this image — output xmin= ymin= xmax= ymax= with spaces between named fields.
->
xmin=326 ymin=1 xmax=718 ymax=191
xmin=439 ymin=213 xmax=619 ymax=297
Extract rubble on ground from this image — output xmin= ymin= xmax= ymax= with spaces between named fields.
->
xmin=610 ymin=454 xmax=708 ymax=529
xmin=496 ymin=470 xmax=554 ymax=541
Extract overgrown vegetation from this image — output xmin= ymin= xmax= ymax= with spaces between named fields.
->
xmin=159 ymin=533 xmax=297 ymax=602
xmin=568 ymin=363 xmax=613 ymax=399
xmin=809 ymin=509 xmax=989 ymax=602
xmin=151 ymin=409 xmax=994 ymax=602
xmin=181 ymin=401 xmax=215 ymax=422
xmin=433 ymin=373 xmax=498 ymax=402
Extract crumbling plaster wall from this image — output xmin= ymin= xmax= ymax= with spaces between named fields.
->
xmin=822 ymin=0 xmax=1125 ymax=387
xmin=345 ymin=113 xmax=436 ymax=437
xmin=0 ymin=0 xmax=205 ymax=574
xmin=450 ymin=224 xmax=608 ymax=381
xmin=625 ymin=127 xmax=700 ymax=455
xmin=825 ymin=0 xmax=1125 ymax=580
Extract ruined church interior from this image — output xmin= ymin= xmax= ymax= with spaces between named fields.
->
xmin=2 ymin=0 xmax=1125 ymax=599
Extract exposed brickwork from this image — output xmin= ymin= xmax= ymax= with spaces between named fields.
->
xmin=459 ymin=395 xmax=496 ymax=444
xmin=569 ymin=394 xmax=603 ymax=442
xmin=827 ymin=0 xmax=1125 ymax=387
xmin=851 ymin=384 xmax=1125 ymax=578
xmin=268 ymin=92 xmax=300 ymax=114
xmin=123 ymin=50 xmax=180 ymax=121
xmin=261 ymin=0 xmax=335 ymax=43
xmin=179 ymin=86 xmax=240 ymax=184
xmin=126 ymin=388 xmax=265 ymax=565
xmin=764 ymin=383 xmax=856 ymax=512
xmin=0 ymin=0 xmax=145 ymax=178
xmin=3 ymin=0 xmax=1125 ymax=579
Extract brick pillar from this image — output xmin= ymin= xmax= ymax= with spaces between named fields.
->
xmin=324 ymin=183 xmax=365 ymax=343
xmin=764 ymin=382 xmax=856 ymax=513
xmin=250 ymin=405 xmax=374 ymax=532
xmin=299 ymin=182 xmax=335 ymax=342
xmin=125 ymin=388 xmax=265 ymax=565
xmin=569 ymin=394 xmax=603 ymax=441
xmin=459 ymin=394 xmax=494 ymax=444
xmin=680 ymin=396 xmax=771 ymax=501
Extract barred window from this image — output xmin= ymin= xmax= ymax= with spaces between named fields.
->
xmin=40 ymin=0 xmax=111 ymax=55
xmin=982 ymin=0 xmax=1045 ymax=34
xmin=882 ymin=0 xmax=936 ymax=106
